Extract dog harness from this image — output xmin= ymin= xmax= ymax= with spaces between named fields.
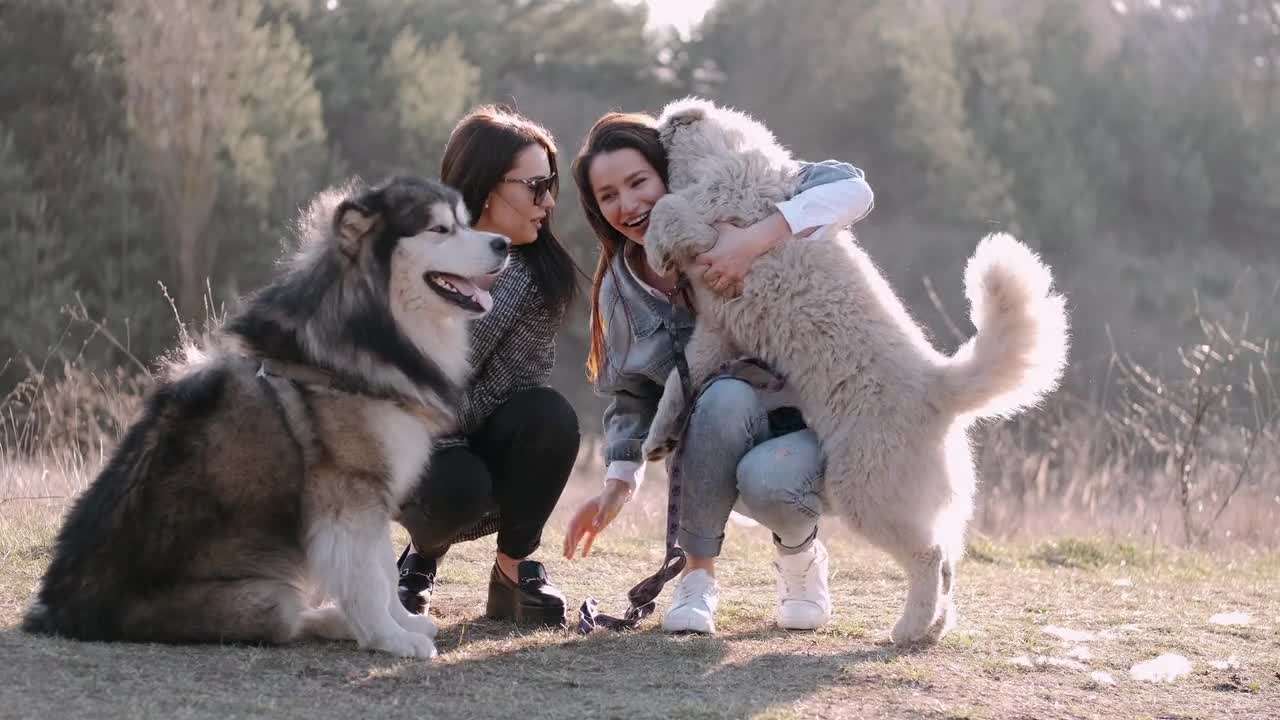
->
xmin=253 ymin=358 xmax=455 ymax=428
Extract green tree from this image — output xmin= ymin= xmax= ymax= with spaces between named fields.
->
xmin=109 ymin=0 xmax=327 ymax=318
xmin=380 ymin=31 xmax=480 ymax=171
xmin=0 ymin=131 xmax=74 ymax=374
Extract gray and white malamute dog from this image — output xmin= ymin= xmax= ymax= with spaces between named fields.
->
xmin=23 ymin=176 xmax=509 ymax=659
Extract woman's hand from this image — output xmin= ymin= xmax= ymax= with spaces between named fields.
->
xmin=695 ymin=211 xmax=792 ymax=296
xmin=562 ymin=478 xmax=633 ymax=559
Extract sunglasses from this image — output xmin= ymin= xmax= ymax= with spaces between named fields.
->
xmin=501 ymin=173 xmax=556 ymax=205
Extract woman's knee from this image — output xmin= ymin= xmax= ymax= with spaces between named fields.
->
xmin=494 ymin=387 xmax=580 ymax=454
xmin=400 ymin=448 xmax=492 ymax=538
xmin=686 ymin=379 xmax=766 ymax=444
xmin=736 ymin=431 xmax=824 ymax=514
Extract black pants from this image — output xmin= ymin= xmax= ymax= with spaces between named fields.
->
xmin=398 ymin=386 xmax=579 ymax=560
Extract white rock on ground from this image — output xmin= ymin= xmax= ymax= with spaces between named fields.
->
xmin=1089 ymin=671 xmax=1117 ymax=686
xmin=1209 ymin=611 xmax=1252 ymax=626
xmin=1130 ymin=654 xmax=1193 ymax=683
xmin=1067 ymin=645 xmax=1093 ymax=661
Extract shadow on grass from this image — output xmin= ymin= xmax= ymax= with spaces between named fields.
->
xmin=418 ymin=617 xmax=923 ymax=718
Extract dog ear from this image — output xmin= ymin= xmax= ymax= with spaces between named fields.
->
xmin=667 ymin=103 xmax=706 ymax=128
xmin=333 ymin=200 xmax=380 ymax=258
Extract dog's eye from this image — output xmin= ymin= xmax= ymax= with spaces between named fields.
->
xmin=428 ymin=225 xmax=449 ymax=234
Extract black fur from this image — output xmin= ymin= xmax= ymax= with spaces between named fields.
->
xmin=24 ymin=366 xmax=237 ymax=639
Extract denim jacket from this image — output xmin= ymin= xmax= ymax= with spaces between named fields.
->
xmin=594 ymin=161 xmax=874 ymax=471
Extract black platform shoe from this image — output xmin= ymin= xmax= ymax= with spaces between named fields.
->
xmin=485 ymin=560 xmax=567 ymax=627
xmin=396 ymin=546 xmax=437 ymax=615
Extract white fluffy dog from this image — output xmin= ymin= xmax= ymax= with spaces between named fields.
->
xmin=641 ymin=98 xmax=1070 ymax=645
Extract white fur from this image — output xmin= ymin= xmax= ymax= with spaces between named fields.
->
xmin=642 ymin=98 xmax=1071 ymax=646
xmin=366 ymin=404 xmax=437 ymax=504
xmin=305 ymin=510 xmax=437 ymax=658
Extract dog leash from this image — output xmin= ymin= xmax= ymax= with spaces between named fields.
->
xmin=577 ymin=275 xmax=694 ymax=633
xmin=577 ymin=276 xmax=787 ymax=633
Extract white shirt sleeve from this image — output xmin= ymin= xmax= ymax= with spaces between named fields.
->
xmin=775 ymin=177 xmax=875 ymax=236
xmin=606 ymin=459 xmax=645 ymax=493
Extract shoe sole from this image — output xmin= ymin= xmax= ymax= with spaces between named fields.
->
xmin=661 ymin=616 xmax=716 ymax=634
xmin=484 ymin=603 xmax=567 ymax=628
xmin=661 ymin=625 xmax=716 ymax=635
xmin=485 ymin=585 xmax=566 ymax=628
xmin=777 ymin=619 xmax=829 ymax=631
xmin=777 ymin=608 xmax=832 ymax=631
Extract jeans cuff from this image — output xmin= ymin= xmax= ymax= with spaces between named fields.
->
xmin=772 ymin=526 xmax=818 ymax=556
xmin=678 ymin=528 xmax=725 ymax=558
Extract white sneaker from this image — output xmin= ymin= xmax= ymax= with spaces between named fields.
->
xmin=774 ymin=539 xmax=832 ymax=630
xmin=661 ymin=569 xmax=719 ymax=634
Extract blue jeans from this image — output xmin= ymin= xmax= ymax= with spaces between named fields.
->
xmin=674 ymin=378 xmax=824 ymax=558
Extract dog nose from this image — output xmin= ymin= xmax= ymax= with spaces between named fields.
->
xmin=490 ymin=235 xmax=510 ymax=253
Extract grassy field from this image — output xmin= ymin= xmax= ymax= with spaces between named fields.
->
xmin=2 ymin=473 xmax=1277 ymax=720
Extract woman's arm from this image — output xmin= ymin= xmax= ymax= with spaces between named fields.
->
xmin=776 ymin=160 xmax=875 ymax=236
xmin=598 ymin=380 xmax=661 ymax=494
xmin=563 ymin=361 xmax=662 ymax=559
xmin=697 ymin=161 xmax=874 ymax=291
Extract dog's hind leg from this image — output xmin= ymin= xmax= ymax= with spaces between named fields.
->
xmin=307 ymin=510 xmax=436 ymax=659
xmin=119 ymin=578 xmax=307 ymax=645
xmin=927 ymin=515 xmax=966 ymax=642
xmin=929 ymin=550 xmax=958 ymax=641
xmin=301 ymin=605 xmax=353 ymax=640
xmin=888 ymin=540 xmax=947 ymax=646
xmin=841 ymin=477 xmax=948 ymax=646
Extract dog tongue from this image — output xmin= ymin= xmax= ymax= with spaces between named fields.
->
xmin=445 ymin=275 xmax=493 ymax=313
xmin=473 ymin=272 xmax=501 ymax=291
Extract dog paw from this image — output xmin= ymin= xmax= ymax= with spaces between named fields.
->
xmin=889 ymin=614 xmax=938 ymax=647
xmin=397 ymin=612 xmax=438 ymax=639
xmin=642 ymin=435 xmax=678 ymax=462
xmin=368 ymin=630 xmax=437 ymax=659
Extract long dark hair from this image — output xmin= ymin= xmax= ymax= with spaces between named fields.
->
xmin=571 ymin=111 xmax=670 ymax=384
xmin=440 ymin=105 xmax=579 ymax=315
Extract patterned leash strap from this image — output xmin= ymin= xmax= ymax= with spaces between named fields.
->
xmin=577 ymin=277 xmax=787 ymax=633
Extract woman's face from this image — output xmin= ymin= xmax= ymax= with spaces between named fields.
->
xmin=587 ymin=148 xmax=668 ymax=245
xmin=478 ymin=143 xmax=556 ymax=246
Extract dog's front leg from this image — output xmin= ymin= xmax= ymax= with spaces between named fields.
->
xmin=384 ymin=535 xmax=439 ymax=639
xmin=641 ymin=366 xmax=688 ymax=463
xmin=307 ymin=508 xmax=437 ymax=659
xmin=642 ymin=324 xmax=737 ymax=462
xmin=646 ymin=191 xmax=718 ymax=274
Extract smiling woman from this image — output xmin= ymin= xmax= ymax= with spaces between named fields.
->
xmin=394 ymin=106 xmax=582 ymax=629
xmin=567 ymin=109 xmax=875 ymax=637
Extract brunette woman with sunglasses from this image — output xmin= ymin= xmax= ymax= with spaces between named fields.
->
xmin=395 ymin=106 xmax=580 ymax=627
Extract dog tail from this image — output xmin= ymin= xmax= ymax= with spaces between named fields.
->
xmin=935 ymin=233 xmax=1070 ymax=419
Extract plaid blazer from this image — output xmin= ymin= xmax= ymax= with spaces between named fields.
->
xmin=436 ymin=247 xmax=563 ymax=542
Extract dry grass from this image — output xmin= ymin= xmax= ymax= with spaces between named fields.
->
xmin=1 ymin=296 xmax=1278 ymax=719
xmin=2 ymin=486 xmax=1278 ymax=720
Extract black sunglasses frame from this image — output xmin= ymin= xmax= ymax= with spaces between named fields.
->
xmin=501 ymin=173 xmax=557 ymax=205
